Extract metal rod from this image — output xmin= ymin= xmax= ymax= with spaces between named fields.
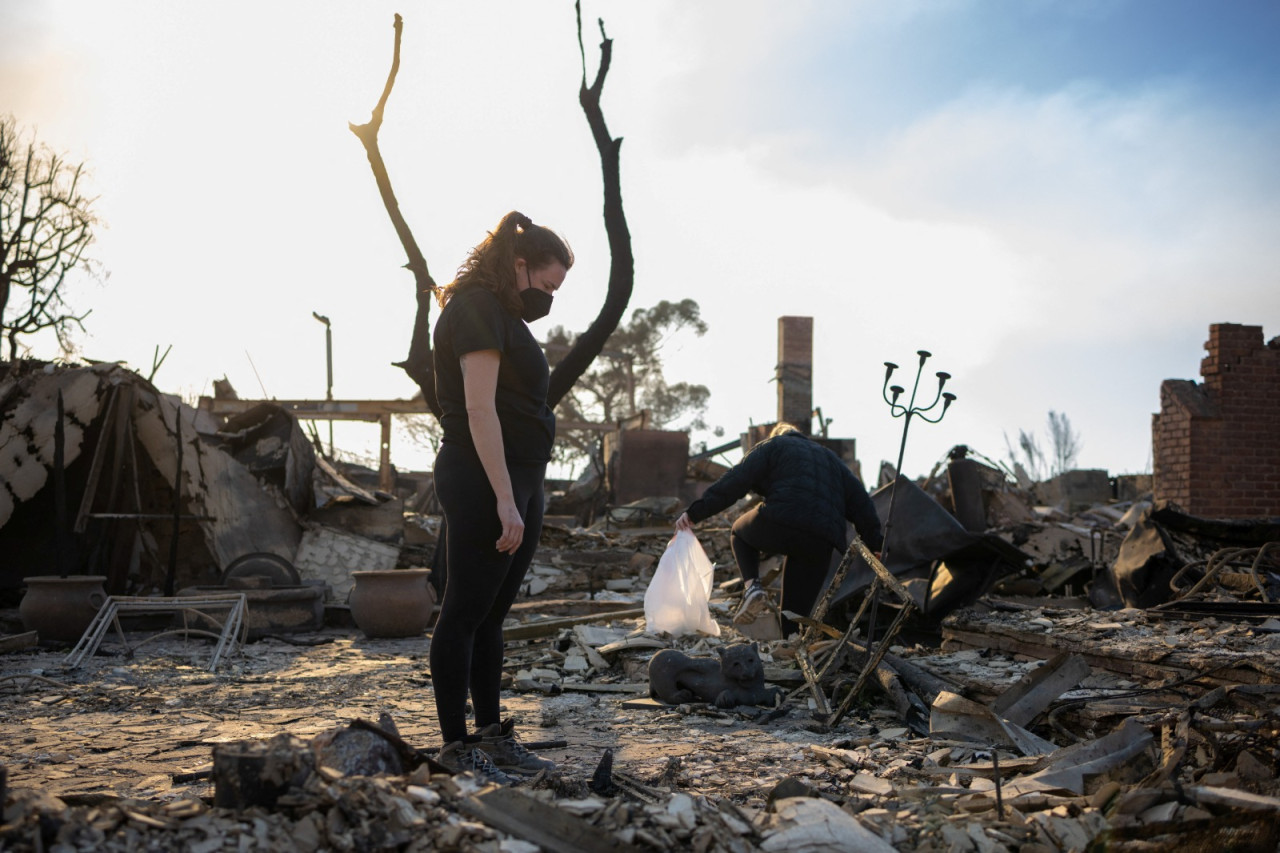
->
xmin=87 ymin=513 xmax=214 ymax=521
xmin=314 ymin=312 xmax=335 ymax=457
xmin=166 ymin=402 xmax=183 ymax=597
xmin=54 ymin=389 xmax=73 ymax=577
xmin=993 ymin=751 xmax=1005 ymax=819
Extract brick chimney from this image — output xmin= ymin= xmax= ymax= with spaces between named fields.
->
xmin=776 ymin=316 xmax=813 ymax=435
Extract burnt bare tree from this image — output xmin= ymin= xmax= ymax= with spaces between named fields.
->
xmin=549 ymin=3 xmax=635 ymax=407
xmin=0 ymin=115 xmax=97 ymax=362
xmin=1004 ymin=427 xmax=1046 ymax=483
xmin=1004 ymin=410 xmax=1083 ymax=482
xmin=349 ymin=9 xmax=634 ymax=418
xmin=348 ymin=15 xmax=440 ymax=414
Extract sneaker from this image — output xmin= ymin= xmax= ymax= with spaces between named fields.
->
xmin=733 ymin=581 xmax=770 ymax=625
xmin=478 ymin=719 xmax=557 ymax=775
xmin=436 ymin=740 xmax=518 ymax=786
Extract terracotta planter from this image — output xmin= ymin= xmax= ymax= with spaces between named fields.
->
xmin=19 ymin=575 xmax=109 ymax=644
xmin=348 ymin=569 xmax=435 ymax=639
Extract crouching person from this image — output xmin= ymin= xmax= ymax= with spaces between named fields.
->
xmin=675 ymin=423 xmax=883 ymax=637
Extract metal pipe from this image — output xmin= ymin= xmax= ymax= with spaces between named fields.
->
xmin=313 ymin=312 xmax=335 ymax=457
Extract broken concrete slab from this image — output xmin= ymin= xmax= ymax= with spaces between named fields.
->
xmin=760 ymin=796 xmax=896 ymax=853
xmin=992 ymin=652 xmax=1091 ymax=727
xmin=461 ymin=785 xmax=648 ymax=853
xmin=929 ymin=690 xmax=1057 ymax=756
xmin=1002 ymin=718 xmax=1154 ymax=797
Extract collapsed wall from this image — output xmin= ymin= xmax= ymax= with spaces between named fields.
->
xmin=0 ymin=362 xmax=306 ymax=597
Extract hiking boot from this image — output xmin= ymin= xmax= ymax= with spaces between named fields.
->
xmin=478 ymin=719 xmax=557 ymax=775
xmin=733 ymin=581 xmax=770 ymax=625
xmin=436 ymin=740 xmax=518 ymax=786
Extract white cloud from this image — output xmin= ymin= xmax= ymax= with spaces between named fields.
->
xmin=705 ymin=77 xmax=1280 ymax=472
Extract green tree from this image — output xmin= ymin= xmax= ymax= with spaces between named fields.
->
xmin=546 ymin=298 xmax=714 ymax=470
xmin=0 ymin=115 xmax=98 ymax=361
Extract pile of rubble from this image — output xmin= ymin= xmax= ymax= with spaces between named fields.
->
xmin=4 ymin=556 xmax=1280 ymax=850
xmin=4 ymin=436 xmax=1280 ymax=851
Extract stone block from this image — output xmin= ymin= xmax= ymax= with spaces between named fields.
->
xmin=1036 ymin=469 xmax=1111 ymax=512
xmin=293 ymin=526 xmax=401 ymax=602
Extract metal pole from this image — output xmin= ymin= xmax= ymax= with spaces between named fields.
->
xmin=54 ymin=390 xmax=71 ymax=578
xmin=866 ymin=350 xmax=956 ymax=644
xmin=879 ymin=350 xmax=955 ymax=568
xmin=325 ymin=325 xmax=333 ymax=400
xmin=313 ymin=312 xmax=334 ymax=457
xmin=166 ymin=402 xmax=183 ymax=597
xmin=625 ymin=353 xmax=636 ymax=416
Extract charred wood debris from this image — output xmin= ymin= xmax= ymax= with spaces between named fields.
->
xmin=2 ymin=379 xmax=1280 ymax=850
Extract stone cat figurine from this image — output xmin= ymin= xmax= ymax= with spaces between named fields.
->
xmin=648 ymin=642 xmax=782 ymax=708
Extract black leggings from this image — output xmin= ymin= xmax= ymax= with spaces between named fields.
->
xmin=731 ymin=505 xmax=836 ymax=636
xmin=429 ymin=443 xmax=545 ymax=743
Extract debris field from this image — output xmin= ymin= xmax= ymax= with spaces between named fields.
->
xmin=4 ymin=507 xmax=1280 ymax=853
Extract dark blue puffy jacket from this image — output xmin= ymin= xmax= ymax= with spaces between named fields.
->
xmin=684 ymin=432 xmax=883 ymax=552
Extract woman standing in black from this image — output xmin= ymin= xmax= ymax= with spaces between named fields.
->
xmin=429 ymin=211 xmax=572 ymax=781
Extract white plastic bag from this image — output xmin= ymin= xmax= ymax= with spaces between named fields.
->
xmin=643 ymin=530 xmax=721 ymax=637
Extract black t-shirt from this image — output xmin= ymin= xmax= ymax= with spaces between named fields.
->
xmin=432 ymin=286 xmax=555 ymax=462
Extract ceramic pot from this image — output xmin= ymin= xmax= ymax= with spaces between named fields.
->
xmin=19 ymin=575 xmax=109 ymax=643
xmin=348 ymin=569 xmax=435 ymax=639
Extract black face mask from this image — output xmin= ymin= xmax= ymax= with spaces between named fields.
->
xmin=520 ymin=288 xmax=553 ymax=322
xmin=519 ymin=267 xmax=553 ymax=322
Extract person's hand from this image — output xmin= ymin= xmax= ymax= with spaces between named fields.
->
xmin=674 ymin=512 xmax=693 ymax=532
xmin=495 ymin=497 xmax=525 ymax=554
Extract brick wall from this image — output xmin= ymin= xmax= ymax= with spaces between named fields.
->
xmin=1152 ymin=323 xmax=1280 ymax=518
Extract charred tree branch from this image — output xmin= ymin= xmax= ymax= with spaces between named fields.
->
xmin=551 ymin=5 xmax=635 ymax=407
xmin=349 ymin=14 xmax=441 ymax=417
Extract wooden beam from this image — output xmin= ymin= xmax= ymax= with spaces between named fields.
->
xmin=941 ymin=625 xmax=1279 ymax=686
xmin=74 ymin=385 xmax=121 ymax=533
xmin=378 ymin=414 xmax=392 ymax=493
xmin=561 ymin=682 xmax=648 ymax=694
xmin=0 ymin=632 xmax=39 ymax=653
xmin=794 ymin=645 xmax=832 ymax=716
xmin=504 ymin=607 xmax=646 ymax=641
xmin=199 ymin=397 xmax=623 ymax=432
xmin=199 ymin=397 xmax=427 ymax=418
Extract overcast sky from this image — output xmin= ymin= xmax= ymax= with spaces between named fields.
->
xmin=3 ymin=0 xmax=1278 ymax=481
